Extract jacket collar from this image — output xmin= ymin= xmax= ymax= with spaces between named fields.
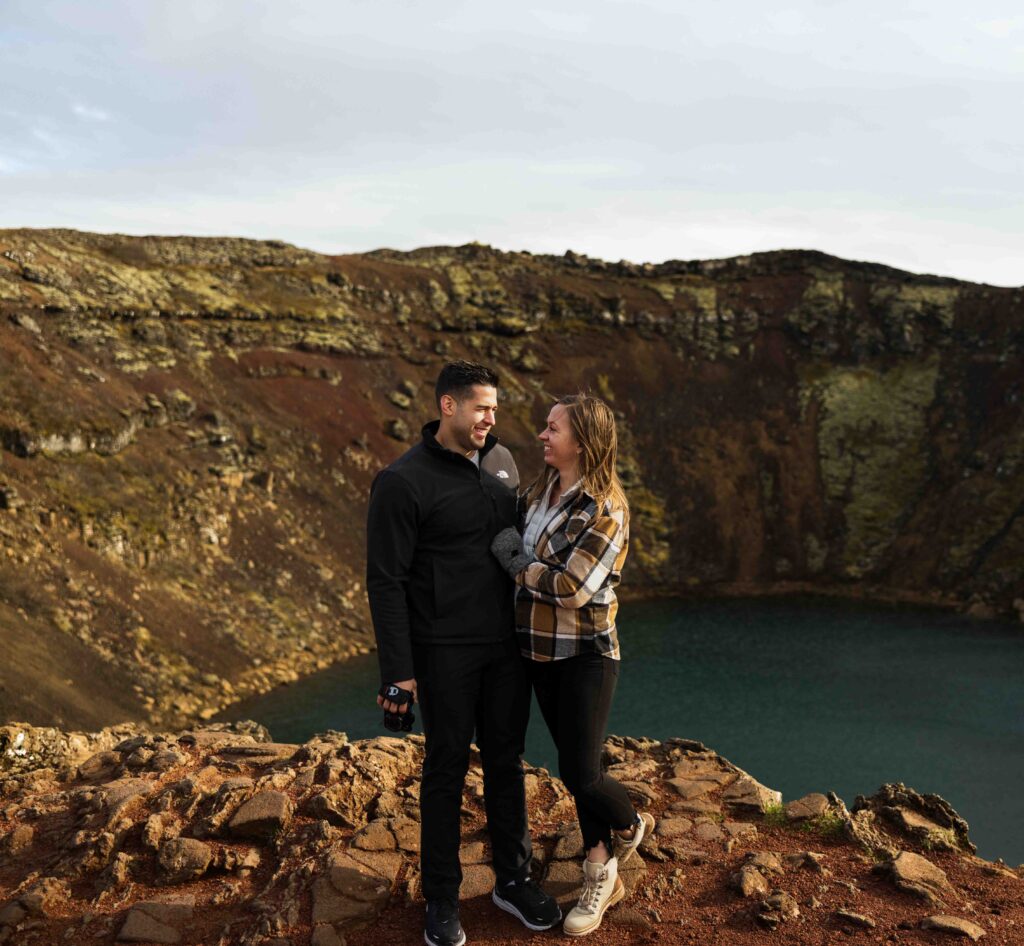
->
xmin=421 ymin=419 xmax=499 ymax=462
xmin=530 ymin=472 xmax=586 ymax=511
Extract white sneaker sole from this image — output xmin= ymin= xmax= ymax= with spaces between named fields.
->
xmin=424 ymin=928 xmax=466 ymax=946
xmin=563 ymin=878 xmax=625 ymax=937
xmin=491 ymin=888 xmax=562 ymax=931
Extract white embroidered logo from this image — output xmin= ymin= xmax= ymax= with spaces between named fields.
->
xmin=496 ymin=470 xmax=509 ymax=479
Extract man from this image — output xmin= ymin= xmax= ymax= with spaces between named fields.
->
xmin=366 ymin=361 xmax=560 ymax=946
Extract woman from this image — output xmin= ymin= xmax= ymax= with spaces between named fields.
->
xmin=490 ymin=393 xmax=655 ymax=938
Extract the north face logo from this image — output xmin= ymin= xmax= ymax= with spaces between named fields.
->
xmin=495 ymin=470 xmax=509 ymax=479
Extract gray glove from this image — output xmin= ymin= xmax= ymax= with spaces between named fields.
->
xmin=491 ymin=526 xmax=533 ymax=577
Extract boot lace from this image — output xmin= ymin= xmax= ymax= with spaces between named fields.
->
xmin=576 ymin=865 xmax=609 ymax=915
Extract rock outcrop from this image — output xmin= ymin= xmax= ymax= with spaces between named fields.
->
xmin=0 ymin=724 xmax=1021 ymax=945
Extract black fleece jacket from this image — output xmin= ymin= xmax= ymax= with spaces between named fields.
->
xmin=366 ymin=421 xmax=519 ymax=684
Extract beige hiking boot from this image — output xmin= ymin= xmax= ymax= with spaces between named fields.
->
xmin=562 ymin=856 xmax=624 ymax=937
xmin=612 ymin=811 xmax=655 ymax=865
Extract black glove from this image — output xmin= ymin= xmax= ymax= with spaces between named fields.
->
xmin=378 ymin=684 xmax=416 ymax=733
xmin=490 ymin=526 xmax=533 ymax=577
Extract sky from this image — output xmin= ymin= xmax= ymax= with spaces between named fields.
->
xmin=1 ymin=1 xmax=1021 ymax=286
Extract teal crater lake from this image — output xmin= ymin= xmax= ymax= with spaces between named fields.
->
xmin=218 ymin=596 xmax=1024 ymax=864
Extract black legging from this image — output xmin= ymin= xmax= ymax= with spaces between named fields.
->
xmin=530 ymin=652 xmax=637 ymax=853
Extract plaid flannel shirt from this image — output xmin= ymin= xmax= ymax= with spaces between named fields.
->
xmin=515 ymin=482 xmax=629 ymax=661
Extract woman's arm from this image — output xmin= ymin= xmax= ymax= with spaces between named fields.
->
xmin=516 ymin=509 xmax=627 ymax=609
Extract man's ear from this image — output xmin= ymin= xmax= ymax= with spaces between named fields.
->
xmin=439 ymin=394 xmax=457 ymax=417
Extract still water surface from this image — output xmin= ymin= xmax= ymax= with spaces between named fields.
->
xmin=218 ymin=596 xmax=1024 ymax=864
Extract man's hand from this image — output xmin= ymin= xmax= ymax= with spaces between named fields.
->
xmin=490 ymin=526 xmax=533 ymax=577
xmin=377 ymin=679 xmax=417 ymax=714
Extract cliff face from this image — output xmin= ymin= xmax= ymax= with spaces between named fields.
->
xmin=1 ymin=229 xmax=1022 ymax=730
xmin=0 ymin=722 xmax=1020 ymax=946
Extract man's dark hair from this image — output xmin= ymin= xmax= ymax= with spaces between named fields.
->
xmin=435 ymin=361 xmax=499 ymax=408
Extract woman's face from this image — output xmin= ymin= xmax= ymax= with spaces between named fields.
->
xmin=539 ymin=403 xmax=581 ymax=471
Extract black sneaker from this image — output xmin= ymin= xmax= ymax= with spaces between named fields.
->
xmin=425 ymin=898 xmax=466 ymax=946
xmin=492 ymin=877 xmax=562 ymax=931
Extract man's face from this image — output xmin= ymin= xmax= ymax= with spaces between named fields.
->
xmin=441 ymin=384 xmax=498 ymax=453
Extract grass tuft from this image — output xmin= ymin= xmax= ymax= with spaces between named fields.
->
xmin=798 ymin=812 xmax=847 ymax=839
xmin=761 ymin=802 xmax=788 ymax=828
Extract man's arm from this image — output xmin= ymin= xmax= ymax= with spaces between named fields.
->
xmin=366 ymin=470 xmax=420 ymax=708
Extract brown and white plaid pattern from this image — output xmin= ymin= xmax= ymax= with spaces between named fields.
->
xmin=515 ymin=484 xmax=629 ymax=661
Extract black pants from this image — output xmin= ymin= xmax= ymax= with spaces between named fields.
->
xmin=413 ymin=636 xmax=532 ymax=902
xmin=530 ymin=652 xmax=637 ymax=853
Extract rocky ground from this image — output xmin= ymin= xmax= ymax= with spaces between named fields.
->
xmin=1 ymin=722 xmax=1021 ymax=945
xmin=1 ymin=229 xmax=1023 ymax=732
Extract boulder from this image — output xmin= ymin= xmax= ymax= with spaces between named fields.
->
xmin=730 ymin=864 xmax=769 ymax=898
xmin=18 ymin=878 xmax=69 ymax=918
xmin=193 ymin=776 xmax=254 ymax=837
xmin=544 ymin=858 xmax=585 ymax=907
xmin=142 ymin=814 xmax=165 ymax=850
xmin=311 ymin=848 xmax=395 ymax=931
xmin=756 ymin=891 xmax=799 ymax=929
xmin=621 ymin=780 xmax=661 ymax=806
xmin=311 ymin=923 xmax=346 ymax=946
xmin=459 ymin=863 xmax=496 ymax=900
xmin=723 ymin=821 xmax=757 ymax=840
xmin=390 ymin=817 xmax=420 ymax=853
xmin=552 ymin=824 xmax=584 ymax=860
xmin=149 ymin=748 xmax=187 ymax=772
xmin=459 ymin=841 xmax=488 ymax=864
xmin=745 ymin=852 xmax=784 ymax=876
xmin=211 ymin=743 xmax=300 ymax=765
xmin=158 ymin=838 xmax=213 ymax=883
xmin=667 ymin=778 xmax=718 ymax=800
xmin=655 ymin=817 xmax=692 ymax=838
xmin=669 ymin=797 xmax=721 ymax=815
xmin=351 ymin=820 xmax=396 ymax=852
xmin=344 ymin=848 xmax=404 ymax=885
xmin=101 ymin=778 xmax=159 ymax=817
xmin=784 ymin=851 xmax=827 ymax=874
xmin=920 ymin=914 xmax=986 ymax=941
xmin=693 ymin=820 xmax=725 ymax=843
xmin=722 ymin=774 xmax=781 ymax=813
xmin=227 ymin=790 xmax=293 ymax=841
xmin=671 ymin=758 xmax=735 ymax=785
xmin=854 ymin=784 xmax=974 ymax=853
xmin=885 ymin=850 xmax=951 ymax=904
xmin=834 ymin=909 xmax=876 ymax=929
xmin=606 ymin=758 xmax=658 ymax=781
xmin=216 ymin=847 xmax=261 ymax=875
xmin=0 ymin=902 xmax=27 ymax=927
xmin=3 ymin=824 xmax=33 ymax=855
xmin=844 ymin=807 xmax=898 ymax=856
xmin=79 ymin=750 xmax=122 ymax=780
xmin=117 ymin=897 xmax=194 ymax=944
xmin=785 ymin=793 xmax=830 ymax=821
xmin=305 ymin=779 xmax=380 ymax=830
xmin=618 ymin=853 xmax=647 ymax=897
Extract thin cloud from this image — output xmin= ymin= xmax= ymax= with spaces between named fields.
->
xmin=0 ymin=0 xmax=1020 ymax=286
xmin=72 ymin=104 xmax=111 ymax=122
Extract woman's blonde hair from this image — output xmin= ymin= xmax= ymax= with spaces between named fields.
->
xmin=527 ymin=393 xmax=629 ymax=514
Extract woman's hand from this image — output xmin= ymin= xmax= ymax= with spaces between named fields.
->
xmin=491 ymin=526 xmax=533 ymax=577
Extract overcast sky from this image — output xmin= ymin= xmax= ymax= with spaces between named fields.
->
xmin=1 ymin=1 xmax=1021 ymax=285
